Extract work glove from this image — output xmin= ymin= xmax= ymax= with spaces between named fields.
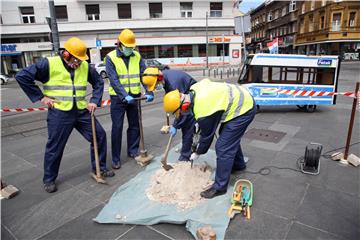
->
xmin=124 ymin=95 xmax=134 ymax=104
xmin=190 ymin=152 xmax=200 ymax=162
xmin=145 ymin=94 xmax=154 ymax=102
xmin=170 ymin=126 xmax=177 ymax=136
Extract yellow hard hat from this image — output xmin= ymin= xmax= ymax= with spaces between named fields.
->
xmin=143 ymin=67 xmax=160 ymax=91
xmin=118 ymin=29 xmax=136 ymax=48
xmin=163 ymin=89 xmax=181 ymax=118
xmin=63 ymin=37 xmax=89 ymax=61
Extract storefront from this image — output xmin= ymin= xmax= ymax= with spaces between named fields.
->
xmin=0 ymin=42 xmax=53 ymax=76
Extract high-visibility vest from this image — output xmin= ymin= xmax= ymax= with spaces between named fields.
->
xmin=190 ymin=79 xmax=254 ymax=122
xmin=43 ymin=56 xmax=88 ymax=111
xmin=107 ymin=50 xmax=141 ymax=95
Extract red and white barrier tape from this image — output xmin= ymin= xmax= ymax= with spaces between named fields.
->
xmin=1 ymin=99 xmax=112 ymax=112
xmin=263 ymin=88 xmax=358 ymax=98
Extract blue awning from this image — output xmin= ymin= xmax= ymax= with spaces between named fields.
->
xmin=0 ymin=52 xmax=22 ymax=56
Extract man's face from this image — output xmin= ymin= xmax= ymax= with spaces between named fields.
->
xmin=67 ymin=56 xmax=82 ymax=69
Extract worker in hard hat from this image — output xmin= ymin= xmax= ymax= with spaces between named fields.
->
xmin=163 ymin=79 xmax=256 ymax=199
xmin=143 ymin=67 xmax=197 ymax=161
xmin=105 ymin=28 xmax=153 ymax=169
xmin=15 ymin=37 xmax=114 ymax=193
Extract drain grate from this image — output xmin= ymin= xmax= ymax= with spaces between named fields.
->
xmin=244 ymin=128 xmax=286 ymax=143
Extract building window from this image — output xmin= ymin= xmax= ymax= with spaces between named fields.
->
xmin=349 ymin=12 xmax=356 ymax=27
xmin=138 ymin=46 xmax=155 ymax=59
xmin=180 ymin=2 xmax=192 ymax=18
xmin=198 ymin=44 xmax=206 ymax=57
xmin=267 ymin=12 xmax=272 ymax=21
xmin=274 ymin=10 xmax=278 ymax=19
xmin=178 ymin=45 xmax=193 ymax=57
xmin=159 ymin=45 xmax=174 ymax=58
xmin=19 ymin=7 xmax=35 ymax=24
xmin=320 ymin=16 xmax=325 ymax=29
xmin=289 ymin=0 xmax=296 ymax=12
xmin=311 ymin=0 xmax=315 ymax=10
xmin=216 ymin=44 xmax=229 ymax=56
xmin=118 ymin=4 xmax=131 ymax=19
xmin=210 ymin=2 xmax=222 ymax=17
xmin=85 ymin=4 xmax=100 ymax=21
xmin=332 ymin=12 xmax=341 ymax=31
xmin=282 ymin=7 xmax=286 ymax=16
xmin=55 ymin=5 xmax=68 ymax=22
xmin=301 ymin=3 xmax=305 ymax=14
xmin=309 ymin=15 xmax=314 ymax=31
xmin=300 ymin=18 xmax=305 ymax=33
xmin=321 ymin=0 xmax=327 ymax=6
xmin=149 ymin=3 xmax=162 ymax=18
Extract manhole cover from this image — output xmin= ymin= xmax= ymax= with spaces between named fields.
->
xmin=244 ymin=128 xmax=286 ymax=143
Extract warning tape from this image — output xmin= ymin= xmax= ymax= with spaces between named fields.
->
xmin=1 ymin=99 xmax=112 ymax=112
xmin=263 ymin=88 xmax=358 ymax=98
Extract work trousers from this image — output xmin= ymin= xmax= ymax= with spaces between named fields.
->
xmin=178 ymin=113 xmax=196 ymax=161
xmin=110 ymin=96 xmax=140 ymax=165
xmin=43 ymin=108 xmax=107 ymax=184
xmin=213 ymin=105 xmax=256 ymax=190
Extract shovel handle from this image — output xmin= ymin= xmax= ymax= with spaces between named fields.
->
xmin=91 ymin=112 xmax=101 ymax=179
xmin=162 ymin=135 xmax=173 ymax=165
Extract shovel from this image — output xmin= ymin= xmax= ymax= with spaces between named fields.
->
xmin=90 ymin=111 xmax=107 ymax=184
xmin=161 ymin=135 xmax=174 ymax=171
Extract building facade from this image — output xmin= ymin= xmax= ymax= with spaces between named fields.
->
xmin=248 ymin=0 xmax=298 ymax=54
xmin=295 ymin=0 xmax=360 ymax=60
xmin=1 ymin=0 xmax=243 ymax=75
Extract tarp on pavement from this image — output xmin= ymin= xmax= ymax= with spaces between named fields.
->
xmin=94 ymin=144 xmax=232 ymax=239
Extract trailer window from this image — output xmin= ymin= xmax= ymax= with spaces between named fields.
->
xmin=240 ymin=65 xmax=335 ymax=85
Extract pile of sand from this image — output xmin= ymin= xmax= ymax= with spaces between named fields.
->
xmin=146 ymin=161 xmax=213 ymax=210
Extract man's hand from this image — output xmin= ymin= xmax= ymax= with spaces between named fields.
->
xmin=190 ymin=152 xmax=200 ymax=162
xmin=145 ymin=94 xmax=154 ymax=103
xmin=170 ymin=126 xmax=177 ymax=136
xmin=123 ymin=95 xmax=134 ymax=104
xmin=40 ymin=96 xmax=55 ymax=108
xmin=87 ymin=103 xmax=97 ymax=113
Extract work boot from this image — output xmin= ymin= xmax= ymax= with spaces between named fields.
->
xmin=100 ymin=170 xmax=115 ymax=178
xmin=200 ymin=188 xmax=227 ymax=199
xmin=44 ymin=182 xmax=57 ymax=193
xmin=112 ymin=162 xmax=121 ymax=170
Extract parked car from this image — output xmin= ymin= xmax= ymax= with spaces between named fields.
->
xmin=144 ymin=59 xmax=170 ymax=70
xmin=93 ymin=62 xmax=108 ymax=79
xmin=1 ymin=74 xmax=10 ymax=85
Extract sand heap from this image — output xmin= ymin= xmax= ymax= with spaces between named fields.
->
xmin=146 ymin=161 xmax=213 ymax=210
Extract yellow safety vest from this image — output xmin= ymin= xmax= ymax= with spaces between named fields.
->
xmin=107 ymin=50 xmax=141 ymax=95
xmin=190 ymin=79 xmax=254 ymax=122
xmin=44 ymin=56 xmax=88 ymax=111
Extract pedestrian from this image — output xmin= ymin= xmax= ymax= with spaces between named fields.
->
xmin=15 ymin=37 xmax=114 ymax=193
xmin=163 ymin=79 xmax=256 ymax=199
xmin=105 ymin=29 xmax=153 ymax=169
xmin=142 ymin=67 xmax=197 ymax=161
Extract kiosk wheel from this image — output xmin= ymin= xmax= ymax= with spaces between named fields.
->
xmin=297 ymin=105 xmax=317 ymax=113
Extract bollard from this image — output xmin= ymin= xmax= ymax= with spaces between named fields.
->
xmin=220 ymin=71 xmax=223 ymax=79
xmin=213 ymin=69 xmax=216 ymax=78
xmin=208 ymin=69 xmax=210 ymax=77
xmin=227 ymin=69 xmax=229 ymax=78
xmin=233 ymin=68 xmax=235 ymax=76
xmin=216 ymin=68 xmax=219 ymax=75
xmin=203 ymin=69 xmax=205 ymax=76
xmin=237 ymin=68 xmax=240 ymax=75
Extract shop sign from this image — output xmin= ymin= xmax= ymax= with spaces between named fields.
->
xmin=232 ymin=49 xmax=240 ymax=58
xmin=317 ymin=58 xmax=332 ymax=66
xmin=1 ymin=44 xmax=17 ymax=52
xmin=209 ymin=37 xmax=231 ymax=43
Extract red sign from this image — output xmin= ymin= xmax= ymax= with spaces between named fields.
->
xmin=232 ymin=49 xmax=240 ymax=58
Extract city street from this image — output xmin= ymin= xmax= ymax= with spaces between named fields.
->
xmin=1 ymin=63 xmax=359 ymax=240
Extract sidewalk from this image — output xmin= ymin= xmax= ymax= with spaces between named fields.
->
xmin=1 ymin=64 xmax=359 ymax=240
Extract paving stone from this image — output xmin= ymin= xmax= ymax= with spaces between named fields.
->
xmin=151 ymin=223 xmax=193 ymax=240
xmin=1 ymin=152 xmax=34 ymax=178
xmin=118 ymin=225 xmax=171 ymax=240
xmin=286 ymin=221 xmax=346 ymax=240
xmin=3 ymin=187 xmax=101 ymax=240
xmin=295 ymin=185 xmax=359 ymax=240
xmin=1 ymin=224 xmax=16 ymax=240
xmin=225 ymin=208 xmax=290 ymax=240
xmin=39 ymin=205 xmax=131 ymax=240
xmin=251 ymin=175 xmax=308 ymax=219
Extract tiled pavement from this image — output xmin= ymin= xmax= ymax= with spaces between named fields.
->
xmin=1 ymin=63 xmax=359 ymax=239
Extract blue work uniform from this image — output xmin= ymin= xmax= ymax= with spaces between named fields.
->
xmin=162 ymin=69 xmax=197 ymax=161
xmin=192 ymin=94 xmax=256 ymax=191
xmin=15 ymin=57 xmax=108 ymax=184
xmin=105 ymin=48 xmax=150 ymax=165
